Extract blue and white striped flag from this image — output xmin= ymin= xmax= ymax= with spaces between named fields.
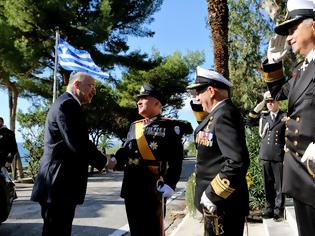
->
xmin=57 ymin=38 xmax=109 ymax=78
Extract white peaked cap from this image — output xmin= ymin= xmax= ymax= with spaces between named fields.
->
xmin=275 ymin=0 xmax=315 ymax=35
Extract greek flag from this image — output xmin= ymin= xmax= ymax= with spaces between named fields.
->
xmin=57 ymin=38 xmax=109 ymax=78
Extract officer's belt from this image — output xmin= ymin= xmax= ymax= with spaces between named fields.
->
xmin=127 ymin=158 xmax=160 ymax=166
xmin=135 ymin=121 xmax=159 ymax=175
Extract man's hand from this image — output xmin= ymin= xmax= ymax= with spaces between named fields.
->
xmin=301 ymin=142 xmax=315 ymax=163
xmin=106 ymin=156 xmax=117 ymax=170
xmin=267 ymin=34 xmax=288 ymax=63
xmin=200 ymin=191 xmax=217 ymax=213
xmin=157 ymin=183 xmax=174 ymax=199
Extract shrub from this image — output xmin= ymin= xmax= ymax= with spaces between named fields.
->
xmin=245 ymin=126 xmax=265 ymax=210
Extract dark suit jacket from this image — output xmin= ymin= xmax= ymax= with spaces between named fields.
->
xmin=266 ymin=60 xmax=315 ymax=208
xmin=194 ymin=99 xmax=250 ymax=215
xmin=31 ymin=92 xmax=106 ymax=205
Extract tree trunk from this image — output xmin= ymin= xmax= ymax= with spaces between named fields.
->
xmin=207 ymin=0 xmax=229 ymax=79
xmin=6 ymin=81 xmax=24 ymax=179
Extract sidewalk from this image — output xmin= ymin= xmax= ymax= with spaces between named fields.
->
xmin=169 ymin=211 xmax=266 ymax=236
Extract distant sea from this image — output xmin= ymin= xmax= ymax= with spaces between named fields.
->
xmin=17 ymin=143 xmax=28 ymax=167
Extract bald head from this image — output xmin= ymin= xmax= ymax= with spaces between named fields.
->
xmin=67 ymin=72 xmax=96 ymax=104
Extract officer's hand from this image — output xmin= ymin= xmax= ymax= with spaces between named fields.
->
xmin=267 ymin=34 xmax=288 ymax=63
xmin=157 ymin=184 xmax=174 ymax=199
xmin=200 ymin=191 xmax=217 ymax=213
xmin=106 ymin=156 xmax=117 ymax=170
xmin=253 ymin=100 xmax=266 ymax=113
xmin=301 ymin=142 xmax=315 ymax=163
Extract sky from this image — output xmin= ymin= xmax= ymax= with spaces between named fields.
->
xmin=0 ymin=0 xmax=213 ymax=142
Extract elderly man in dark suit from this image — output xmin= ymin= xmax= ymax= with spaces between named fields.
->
xmin=261 ymin=0 xmax=315 ymax=234
xmin=187 ymin=66 xmax=250 ymax=236
xmin=31 ymin=72 xmax=116 ymax=236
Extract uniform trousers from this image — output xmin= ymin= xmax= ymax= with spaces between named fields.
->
xmin=261 ymin=160 xmax=285 ymax=214
xmin=124 ymin=192 xmax=162 ymax=236
xmin=203 ymin=210 xmax=245 ymax=236
xmin=40 ymin=201 xmax=76 ymax=236
xmin=294 ymin=198 xmax=315 ymax=236
xmin=195 ymin=180 xmax=246 ymax=236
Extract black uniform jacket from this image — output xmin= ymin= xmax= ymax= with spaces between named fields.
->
xmin=195 ymin=99 xmax=249 ymax=215
xmin=266 ymin=60 xmax=315 ymax=208
xmin=115 ymin=115 xmax=193 ymax=198
xmin=31 ymin=92 xmax=107 ymax=205
xmin=0 ymin=127 xmax=18 ymax=166
xmin=248 ymin=111 xmax=286 ymax=162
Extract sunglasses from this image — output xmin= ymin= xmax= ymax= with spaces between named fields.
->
xmin=195 ymin=85 xmax=209 ymax=94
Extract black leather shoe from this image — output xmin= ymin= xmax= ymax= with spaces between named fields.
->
xmin=261 ymin=208 xmax=274 ymax=219
xmin=273 ymin=214 xmax=284 ymax=222
xmin=273 ymin=210 xmax=284 ymax=222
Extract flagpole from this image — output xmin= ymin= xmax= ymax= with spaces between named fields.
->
xmin=53 ymin=29 xmax=60 ymax=103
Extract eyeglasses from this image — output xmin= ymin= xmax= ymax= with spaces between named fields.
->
xmin=195 ymin=85 xmax=209 ymax=95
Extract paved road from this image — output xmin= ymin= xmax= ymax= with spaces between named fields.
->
xmin=0 ymin=158 xmax=196 ymax=236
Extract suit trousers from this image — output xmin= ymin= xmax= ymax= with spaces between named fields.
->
xmin=124 ymin=192 xmax=163 ymax=236
xmin=294 ymin=198 xmax=315 ymax=236
xmin=261 ymin=160 xmax=285 ymax=213
xmin=40 ymin=202 xmax=76 ymax=236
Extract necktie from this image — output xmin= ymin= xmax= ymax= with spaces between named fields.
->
xmin=301 ymin=59 xmax=309 ymax=71
xmin=271 ymin=114 xmax=275 ymax=120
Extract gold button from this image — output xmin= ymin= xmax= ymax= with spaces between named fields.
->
xmin=293 ymin=141 xmax=298 ymax=146
xmin=276 ymin=131 xmax=279 ymax=133
xmin=296 ymin=117 xmax=300 ymax=122
xmin=276 ymin=134 xmax=278 ymax=137
xmin=296 ymin=152 xmax=299 ymax=157
xmin=275 ymin=139 xmax=278 ymax=141
xmin=295 ymin=129 xmax=299 ymax=134
xmin=268 ymin=142 xmax=270 ymax=144
xmin=286 ymin=127 xmax=289 ymax=131
xmin=275 ymin=143 xmax=278 ymax=145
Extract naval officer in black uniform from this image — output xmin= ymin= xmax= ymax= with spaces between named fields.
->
xmin=115 ymin=84 xmax=193 ymax=236
xmin=187 ymin=67 xmax=249 ymax=236
xmin=248 ymin=91 xmax=286 ymax=221
xmin=261 ymin=0 xmax=315 ymax=234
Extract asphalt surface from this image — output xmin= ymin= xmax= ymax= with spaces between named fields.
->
xmin=0 ymin=158 xmax=196 ymax=236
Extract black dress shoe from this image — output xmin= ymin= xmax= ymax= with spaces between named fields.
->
xmin=273 ymin=214 xmax=284 ymax=222
xmin=261 ymin=208 xmax=274 ymax=219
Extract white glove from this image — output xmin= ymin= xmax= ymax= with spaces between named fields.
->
xmin=200 ymin=191 xmax=217 ymax=213
xmin=267 ymin=34 xmax=288 ymax=63
xmin=157 ymin=184 xmax=174 ymax=199
xmin=301 ymin=142 xmax=315 ymax=163
xmin=253 ymin=100 xmax=265 ymax=113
